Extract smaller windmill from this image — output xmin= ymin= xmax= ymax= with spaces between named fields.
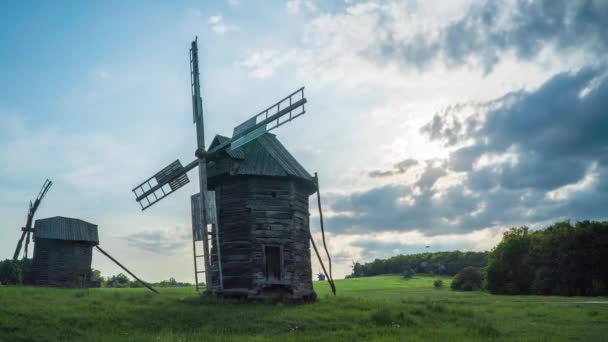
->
xmin=13 ymin=179 xmax=53 ymax=261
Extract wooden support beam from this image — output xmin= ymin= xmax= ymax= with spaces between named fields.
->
xmin=95 ymin=245 xmax=159 ymax=294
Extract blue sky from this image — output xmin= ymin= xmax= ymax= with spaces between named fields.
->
xmin=2 ymin=0 xmax=607 ymax=281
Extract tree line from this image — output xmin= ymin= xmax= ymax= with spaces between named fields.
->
xmin=95 ymin=271 xmax=193 ymax=288
xmin=347 ymin=250 xmax=488 ymax=278
xmin=486 ymin=221 xmax=608 ymax=296
xmin=348 ymin=220 xmax=607 ymax=297
xmin=0 ymin=261 xmax=192 ymax=288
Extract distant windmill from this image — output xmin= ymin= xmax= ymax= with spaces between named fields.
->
xmin=13 ymin=179 xmax=52 ymax=261
xmin=130 ymin=37 xmax=336 ymax=296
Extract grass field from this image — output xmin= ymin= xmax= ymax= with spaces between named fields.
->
xmin=1 ymin=275 xmax=607 ymax=341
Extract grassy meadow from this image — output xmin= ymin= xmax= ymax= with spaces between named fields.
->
xmin=1 ymin=274 xmax=607 ymax=341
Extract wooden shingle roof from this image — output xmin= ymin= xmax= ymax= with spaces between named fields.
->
xmin=208 ymin=133 xmax=313 ymax=183
xmin=34 ymin=216 xmax=99 ymax=244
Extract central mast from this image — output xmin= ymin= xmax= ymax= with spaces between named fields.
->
xmin=190 ymin=37 xmax=211 ymax=290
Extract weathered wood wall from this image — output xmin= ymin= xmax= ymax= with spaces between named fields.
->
xmin=209 ymin=175 xmax=316 ymax=300
xmin=31 ymin=239 xmax=93 ymax=288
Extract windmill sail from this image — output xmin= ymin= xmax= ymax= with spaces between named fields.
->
xmin=13 ymin=179 xmax=53 ymax=261
xmin=229 ymin=87 xmax=306 ymax=151
xmin=132 ymin=160 xmax=194 ymax=210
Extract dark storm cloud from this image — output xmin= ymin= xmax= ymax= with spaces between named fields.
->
xmin=124 ymin=230 xmax=189 ymax=254
xmin=415 ymin=161 xmax=448 ymax=190
xmin=368 ymin=158 xmax=418 ymax=178
xmin=326 ymin=183 xmax=484 ymax=236
xmin=373 ymin=0 xmax=608 ymax=71
xmin=448 ymin=67 xmax=608 ymax=189
xmin=326 ymin=67 xmax=608 ymax=236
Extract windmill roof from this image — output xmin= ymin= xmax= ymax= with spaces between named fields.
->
xmin=34 ymin=216 xmax=99 ymax=244
xmin=211 ymin=135 xmax=246 ymax=160
xmin=209 ymin=133 xmax=313 ymax=183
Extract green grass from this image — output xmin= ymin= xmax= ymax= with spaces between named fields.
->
xmin=1 ymin=275 xmax=607 ymax=341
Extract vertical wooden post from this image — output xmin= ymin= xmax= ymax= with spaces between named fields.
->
xmin=191 ymin=38 xmax=212 ymax=290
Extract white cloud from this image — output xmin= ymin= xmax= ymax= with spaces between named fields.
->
xmin=208 ymin=14 xmax=236 ymax=34
xmin=238 ymin=49 xmax=299 ymax=79
xmin=286 ymin=0 xmax=316 ymax=15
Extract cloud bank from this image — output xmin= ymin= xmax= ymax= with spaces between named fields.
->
xmin=326 ymin=67 xmax=608 ymax=236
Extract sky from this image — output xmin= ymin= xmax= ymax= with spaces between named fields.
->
xmin=1 ymin=0 xmax=607 ymax=282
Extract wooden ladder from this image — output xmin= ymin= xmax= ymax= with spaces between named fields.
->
xmin=191 ymin=191 xmax=223 ymax=292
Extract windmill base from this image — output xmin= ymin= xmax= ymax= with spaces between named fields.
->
xmin=207 ymin=287 xmax=317 ymax=303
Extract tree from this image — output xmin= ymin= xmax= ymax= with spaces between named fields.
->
xmin=451 ymin=266 xmax=483 ymax=291
xmin=349 ymin=251 xmax=488 ymax=277
xmin=351 ymin=261 xmax=365 ymax=277
xmin=106 ymin=273 xmax=130 ymax=288
xmin=402 ymin=266 xmax=415 ymax=279
xmin=486 ymin=221 xmax=608 ymax=296
xmin=485 ymin=227 xmax=533 ymax=294
xmin=0 ymin=260 xmax=22 ymax=285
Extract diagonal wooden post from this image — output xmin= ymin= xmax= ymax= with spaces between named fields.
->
xmin=95 ymin=245 xmax=159 ymax=294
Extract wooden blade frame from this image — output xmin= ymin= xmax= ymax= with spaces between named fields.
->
xmin=228 ymin=87 xmax=307 ymax=151
xmin=13 ymin=179 xmax=52 ymax=261
xmin=132 ymin=87 xmax=307 ymax=211
xmin=132 ymin=160 xmax=195 ymax=210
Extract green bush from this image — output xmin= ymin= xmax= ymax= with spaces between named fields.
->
xmin=451 ymin=267 xmax=483 ymax=291
xmin=433 ymin=279 xmax=444 ymax=288
xmin=106 ymin=273 xmax=131 ymax=288
xmin=0 ymin=259 xmax=23 ymax=285
xmin=402 ymin=267 xmax=415 ymax=279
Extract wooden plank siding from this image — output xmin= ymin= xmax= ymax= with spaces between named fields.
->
xmin=205 ymin=175 xmax=316 ymax=301
xmin=30 ymin=239 xmax=93 ymax=288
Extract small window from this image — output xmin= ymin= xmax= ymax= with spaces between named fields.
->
xmin=265 ymin=246 xmax=282 ymax=281
xmin=271 ymin=191 xmax=277 ymax=198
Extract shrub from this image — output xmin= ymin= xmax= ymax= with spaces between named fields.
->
xmin=433 ymin=279 xmax=444 ymax=288
xmin=402 ymin=267 xmax=415 ymax=279
xmin=0 ymin=259 xmax=23 ymax=285
xmin=451 ymin=267 xmax=483 ymax=291
xmin=106 ymin=273 xmax=131 ymax=288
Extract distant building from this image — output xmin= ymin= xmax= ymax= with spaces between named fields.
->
xmin=193 ymin=133 xmax=317 ymax=301
xmin=30 ymin=216 xmax=99 ymax=288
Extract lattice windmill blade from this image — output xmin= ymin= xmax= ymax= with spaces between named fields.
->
xmin=205 ymin=87 xmax=307 ymax=154
xmin=23 ymin=230 xmax=32 ymax=259
xmin=230 ymin=87 xmax=306 ymax=150
xmin=13 ymin=179 xmax=53 ymax=261
xmin=132 ymin=159 xmax=198 ymax=210
xmin=13 ymin=231 xmax=27 ymax=261
xmin=34 ymin=179 xmax=53 ymax=207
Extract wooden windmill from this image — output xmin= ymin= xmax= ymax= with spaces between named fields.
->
xmin=131 ymin=37 xmax=326 ymax=295
xmin=13 ymin=179 xmax=52 ymax=261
